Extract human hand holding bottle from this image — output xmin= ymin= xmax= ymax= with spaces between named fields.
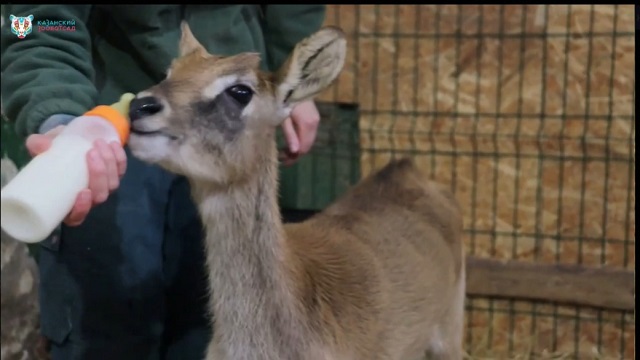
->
xmin=25 ymin=124 xmax=127 ymax=226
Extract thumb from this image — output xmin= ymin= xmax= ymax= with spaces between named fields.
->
xmin=281 ymin=117 xmax=300 ymax=154
xmin=25 ymin=134 xmax=53 ymax=157
xmin=25 ymin=125 xmax=65 ymax=157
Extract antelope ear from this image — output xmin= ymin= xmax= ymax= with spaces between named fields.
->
xmin=274 ymin=26 xmax=347 ymax=115
xmin=179 ymin=21 xmax=207 ymax=57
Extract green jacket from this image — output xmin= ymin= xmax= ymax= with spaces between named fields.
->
xmin=1 ymin=5 xmax=326 ymax=138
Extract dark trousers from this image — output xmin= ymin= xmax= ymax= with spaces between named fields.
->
xmin=37 ymin=149 xmax=211 ymax=360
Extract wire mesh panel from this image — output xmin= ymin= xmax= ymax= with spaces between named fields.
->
xmin=318 ymin=4 xmax=635 ymax=359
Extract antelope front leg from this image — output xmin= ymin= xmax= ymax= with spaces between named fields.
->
xmin=204 ymin=337 xmax=225 ymax=360
xmin=424 ymin=346 xmax=463 ymax=360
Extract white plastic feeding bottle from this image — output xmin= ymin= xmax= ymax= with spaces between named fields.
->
xmin=0 ymin=93 xmax=136 ymax=243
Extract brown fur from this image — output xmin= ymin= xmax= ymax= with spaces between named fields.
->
xmin=127 ymin=23 xmax=465 ymax=360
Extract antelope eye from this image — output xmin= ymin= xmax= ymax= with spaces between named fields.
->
xmin=226 ymin=85 xmax=253 ymax=106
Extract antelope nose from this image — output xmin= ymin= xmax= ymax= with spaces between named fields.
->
xmin=129 ymin=96 xmax=164 ymax=122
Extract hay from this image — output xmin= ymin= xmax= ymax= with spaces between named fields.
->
xmin=463 ymin=298 xmax=635 ymax=359
xmin=319 ymin=4 xmax=635 ymax=358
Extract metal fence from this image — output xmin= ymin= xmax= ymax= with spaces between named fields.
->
xmin=317 ymin=4 xmax=635 ymax=359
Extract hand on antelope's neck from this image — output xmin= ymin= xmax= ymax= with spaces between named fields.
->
xmin=279 ymin=100 xmax=321 ymax=166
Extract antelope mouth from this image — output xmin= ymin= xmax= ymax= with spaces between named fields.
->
xmin=130 ymin=127 xmax=178 ymax=140
xmin=131 ymin=129 xmax=163 ymax=136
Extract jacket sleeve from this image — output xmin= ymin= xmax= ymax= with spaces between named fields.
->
xmin=260 ymin=5 xmax=326 ymax=72
xmin=1 ymin=5 xmax=96 ymax=138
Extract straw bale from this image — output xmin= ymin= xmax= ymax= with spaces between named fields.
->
xmin=464 ymin=299 xmax=635 ymax=359
xmin=321 ymin=4 xmax=635 ymax=358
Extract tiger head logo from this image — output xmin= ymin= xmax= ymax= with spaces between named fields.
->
xmin=9 ymin=15 xmax=34 ymax=39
